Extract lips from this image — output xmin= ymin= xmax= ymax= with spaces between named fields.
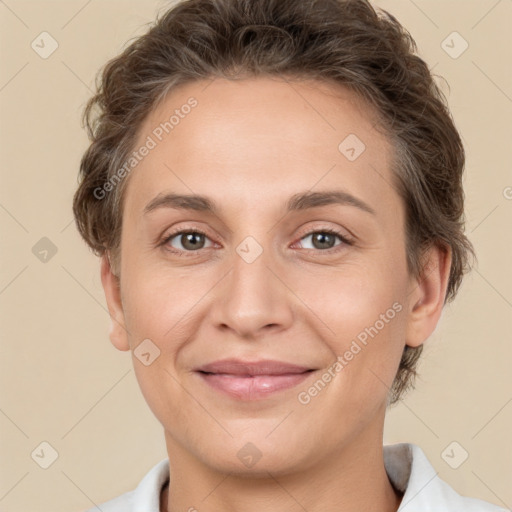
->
xmin=195 ymin=359 xmax=315 ymax=400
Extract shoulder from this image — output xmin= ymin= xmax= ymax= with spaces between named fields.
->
xmin=82 ymin=458 xmax=169 ymax=512
xmin=384 ymin=443 xmax=507 ymax=512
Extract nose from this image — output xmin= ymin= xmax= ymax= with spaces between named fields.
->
xmin=210 ymin=241 xmax=294 ymax=340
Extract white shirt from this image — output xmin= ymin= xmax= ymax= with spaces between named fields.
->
xmin=85 ymin=443 xmax=507 ymax=511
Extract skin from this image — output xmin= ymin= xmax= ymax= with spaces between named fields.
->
xmin=100 ymin=77 xmax=451 ymax=512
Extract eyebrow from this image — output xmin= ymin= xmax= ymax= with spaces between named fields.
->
xmin=143 ymin=190 xmax=376 ymax=216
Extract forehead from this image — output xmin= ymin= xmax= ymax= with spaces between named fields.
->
xmin=125 ymin=77 xmax=398 ymax=216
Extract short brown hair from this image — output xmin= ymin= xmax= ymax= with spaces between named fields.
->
xmin=73 ymin=0 xmax=474 ymax=405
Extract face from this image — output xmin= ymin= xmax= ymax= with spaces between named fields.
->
xmin=102 ymin=77 xmax=448 ymax=475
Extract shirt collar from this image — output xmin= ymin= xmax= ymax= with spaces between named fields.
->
xmin=130 ymin=443 xmax=500 ymax=511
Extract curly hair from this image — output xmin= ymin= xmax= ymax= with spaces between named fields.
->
xmin=72 ymin=0 xmax=475 ymax=405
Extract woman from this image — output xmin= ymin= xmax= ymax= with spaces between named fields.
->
xmin=72 ymin=0 xmax=506 ymax=510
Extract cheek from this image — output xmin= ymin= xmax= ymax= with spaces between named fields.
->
xmin=290 ymin=261 xmax=408 ymax=390
xmin=292 ymin=258 xmax=406 ymax=333
xmin=120 ymin=252 xmax=210 ymax=339
xmin=120 ymin=266 xmax=201 ymax=424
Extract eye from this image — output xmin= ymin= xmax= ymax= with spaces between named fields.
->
xmin=297 ymin=229 xmax=352 ymax=251
xmin=159 ymin=227 xmax=352 ymax=256
xmin=162 ymin=229 xmax=214 ymax=252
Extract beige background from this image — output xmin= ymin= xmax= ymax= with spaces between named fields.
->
xmin=0 ymin=1 xmax=511 ymax=511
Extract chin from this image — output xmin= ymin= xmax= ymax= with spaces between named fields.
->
xmin=199 ymin=439 xmax=309 ymax=477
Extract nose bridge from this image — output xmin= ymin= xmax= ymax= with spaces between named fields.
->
xmin=213 ymin=236 xmax=293 ymax=338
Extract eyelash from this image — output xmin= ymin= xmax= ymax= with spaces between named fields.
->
xmin=159 ymin=227 xmax=353 ymax=258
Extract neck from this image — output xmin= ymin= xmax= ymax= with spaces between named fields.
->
xmin=161 ymin=424 xmax=403 ymax=512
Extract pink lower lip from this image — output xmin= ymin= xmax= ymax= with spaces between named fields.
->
xmin=197 ymin=371 xmax=313 ymax=400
